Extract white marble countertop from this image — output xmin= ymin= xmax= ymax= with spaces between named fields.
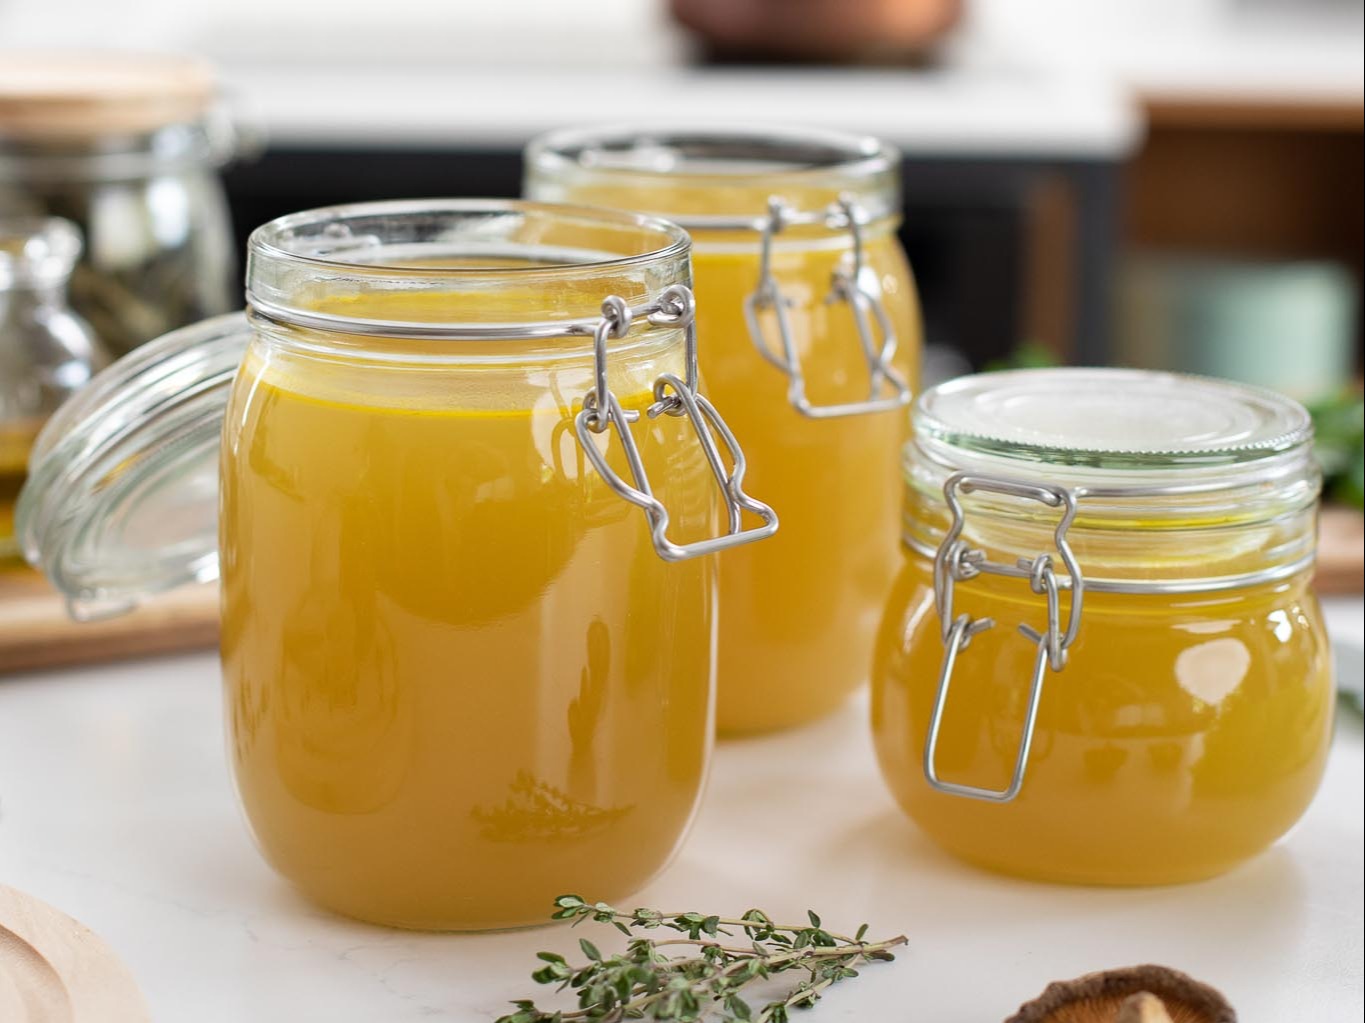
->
xmin=1 ymin=604 xmax=1362 ymax=1023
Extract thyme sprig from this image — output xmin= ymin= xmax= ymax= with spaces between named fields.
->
xmin=494 ymin=894 xmax=906 ymax=1023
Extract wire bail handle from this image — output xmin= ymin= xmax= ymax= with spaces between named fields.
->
xmin=575 ymin=284 xmax=779 ymax=562
xmin=743 ymin=194 xmax=911 ymax=419
xmin=923 ymin=471 xmax=1086 ymax=802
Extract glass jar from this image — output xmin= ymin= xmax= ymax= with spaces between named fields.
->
xmin=527 ymin=127 xmax=922 ymax=734
xmin=872 ymin=368 xmax=1333 ymax=885
xmin=0 ymin=216 xmax=108 ymax=560
xmin=18 ymin=200 xmax=776 ymax=930
xmin=0 ymin=53 xmax=237 ymax=356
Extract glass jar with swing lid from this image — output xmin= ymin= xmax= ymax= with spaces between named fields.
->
xmin=872 ymin=368 xmax=1333 ymax=884
xmin=18 ymin=199 xmax=777 ymax=929
xmin=527 ymin=125 xmax=922 ymax=734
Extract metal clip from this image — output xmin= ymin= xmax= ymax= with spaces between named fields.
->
xmin=743 ymin=195 xmax=911 ymax=419
xmin=923 ymin=472 xmax=1085 ymax=802
xmin=574 ymin=285 xmax=779 ymax=562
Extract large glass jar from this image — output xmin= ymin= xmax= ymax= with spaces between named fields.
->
xmin=873 ymin=369 xmax=1333 ymax=885
xmin=527 ymin=127 xmax=922 ymax=734
xmin=0 ymin=53 xmax=236 ymax=355
xmin=18 ymin=200 xmax=776 ymax=930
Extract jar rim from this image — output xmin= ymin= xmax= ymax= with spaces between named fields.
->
xmin=0 ymin=118 xmax=234 ymax=182
xmin=249 ymin=198 xmax=690 ymax=280
xmin=527 ymin=124 xmax=898 ymax=183
xmin=525 ymin=124 xmax=901 ymax=226
xmin=913 ymin=368 xmax=1314 ymax=477
xmin=245 ymin=198 xmax=694 ymax=341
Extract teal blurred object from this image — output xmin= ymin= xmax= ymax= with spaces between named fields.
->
xmin=1117 ymin=255 xmax=1358 ymax=404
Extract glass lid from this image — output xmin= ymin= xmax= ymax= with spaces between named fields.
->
xmin=17 ymin=199 xmax=697 ymax=618
xmin=17 ymin=313 xmax=248 ymax=619
xmin=915 ymin=367 xmax=1313 ymax=472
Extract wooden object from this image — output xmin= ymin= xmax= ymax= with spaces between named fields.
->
xmin=0 ymin=884 xmax=150 ymax=1023
xmin=1316 ymin=505 xmax=1365 ymax=595
xmin=0 ymin=52 xmax=216 ymax=139
xmin=1123 ymin=98 xmax=1364 ymax=365
xmin=0 ymin=569 xmax=217 ymax=675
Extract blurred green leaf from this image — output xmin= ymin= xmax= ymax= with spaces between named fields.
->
xmin=983 ymin=343 xmax=1060 ymax=373
xmin=1309 ymin=390 xmax=1364 ymax=509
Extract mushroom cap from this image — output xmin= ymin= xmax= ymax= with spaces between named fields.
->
xmin=1005 ymin=965 xmax=1237 ymax=1023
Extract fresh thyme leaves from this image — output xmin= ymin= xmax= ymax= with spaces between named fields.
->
xmin=494 ymin=894 xmax=906 ymax=1023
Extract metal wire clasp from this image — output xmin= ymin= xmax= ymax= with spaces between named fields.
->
xmin=743 ymin=194 xmax=911 ymax=419
xmin=574 ymin=284 xmax=779 ymax=562
xmin=924 ymin=472 xmax=1085 ymax=802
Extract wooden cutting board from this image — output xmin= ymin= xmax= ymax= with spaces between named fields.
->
xmin=0 ymin=568 xmax=217 ymax=675
xmin=0 ymin=885 xmax=150 ymax=1023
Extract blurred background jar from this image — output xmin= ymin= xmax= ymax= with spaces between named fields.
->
xmin=1117 ymin=255 xmax=1359 ymax=405
xmin=0 ymin=216 xmax=108 ymax=560
xmin=0 ymin=51 xmax=237 ymax=357
xmin=669 ymin=0 xmax=962 ymax=61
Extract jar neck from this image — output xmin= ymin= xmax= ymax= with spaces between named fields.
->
xmin=0 ymin=218 xmax=80 ymax=325
xmin=0 ymin=120 xmax=227 ymax=183
xmin=0 ymin=282 xmax=67 ymax=326
xmin=901 ymin=437 xmax=1321 ymax=591
xmin=250 ymin=308 xmax=687 ymax=378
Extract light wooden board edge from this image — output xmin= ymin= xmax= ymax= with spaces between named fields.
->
xmin=1315 ymin=506 xmax=1365 ymax=596
xmin=0 ymin=576 xmax=219 ymax=675
xmin=0 ymin=885 xmax=150 ymax=1023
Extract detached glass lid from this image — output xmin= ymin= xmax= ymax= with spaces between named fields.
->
xmin=914 ymin=367 xmax=1314 ymax=475
xmin=18 ymin=198 xmax=709 ymax=618
xmin=17 ymin=313 xmax=247 ymax=619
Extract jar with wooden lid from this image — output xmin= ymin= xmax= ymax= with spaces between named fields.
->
xmin=527 ymin=126 xmax=922 ymax=734
xmin=0 ymin=52 xmax=237 ymax=356
xmin=18 ymin=199 xmax=777 ymax=929
xmin=872 ymin=368 xmax=1333 ymax=884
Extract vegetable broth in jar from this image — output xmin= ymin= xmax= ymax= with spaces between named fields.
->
xmin=527 ymin=128 xmax=922 ymax=734
xmin=19 ymin=200 xmax=777 ymax=928
xmin=873 ymin=369 xmax=1333 ymax=884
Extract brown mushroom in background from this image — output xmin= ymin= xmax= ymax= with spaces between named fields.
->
xmin=1005 ymin=965 xmax=1237 ymax=1023
xmin=1115 ymin=992 xmax=1176 ymax=1023
xmin=668 ymin=0 xmax=963 ymax=62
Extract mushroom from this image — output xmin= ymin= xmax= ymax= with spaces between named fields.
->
xmin=1004 ymin=965 xmax=1237 ymax=1023
xmin=1116 ymin=993 xmax=1173 ymax=1023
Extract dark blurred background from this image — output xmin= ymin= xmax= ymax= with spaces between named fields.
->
xmin=3 ymin=0 xmax=1361 ymax=387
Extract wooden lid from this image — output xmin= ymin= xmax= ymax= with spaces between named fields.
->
xmin=0 ymin=51 xmax=216 ymax=139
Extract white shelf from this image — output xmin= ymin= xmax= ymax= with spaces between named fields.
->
xmin=221 ymin=63 xmax=1142 ymax=159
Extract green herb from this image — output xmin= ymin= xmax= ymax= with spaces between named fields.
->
xmin=495 ymin=895 xmax=906 ymax=1023
xmin=983 ymin=342 xmax=1060 ymax=373
xmin=1310 ymin=390 xmax=1365 ymax=509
